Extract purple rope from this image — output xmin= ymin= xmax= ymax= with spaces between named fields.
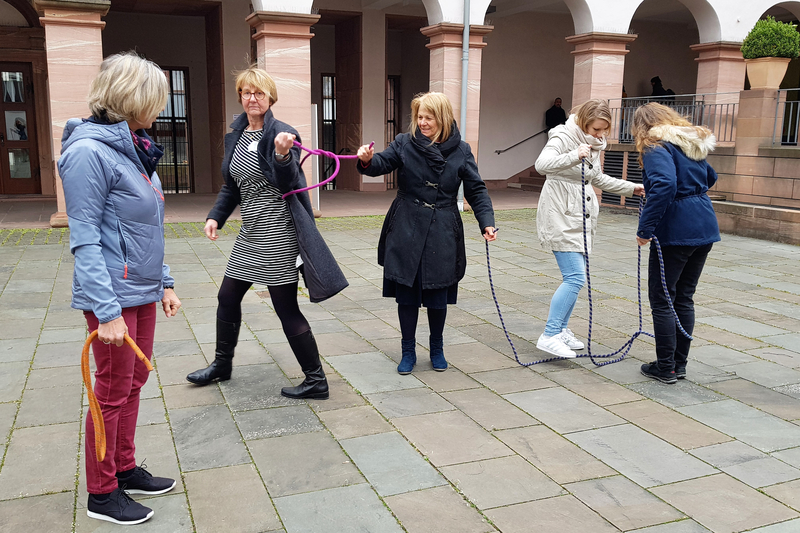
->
xmin=486 ymin=160 xmax=689 ymax=368
xmin=281 ymin=141 xmax=374 ymax=199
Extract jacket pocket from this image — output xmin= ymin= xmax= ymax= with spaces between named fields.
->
xmin=116 ymin=220 xmax=130 ymax=279
xmin=117 ymin=219 xmax=164 ymax=282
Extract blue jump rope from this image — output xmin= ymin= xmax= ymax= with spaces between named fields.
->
xmin=486 ymin=160 xmax=691 ymax=367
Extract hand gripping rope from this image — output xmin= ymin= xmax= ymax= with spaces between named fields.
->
xmin=82 ymin=330 xmax=153 ymax=462
xmin=281 ymin=141 xmax=374 ymax=200
xmin=486 ymin=160 xmax=690 ymax=367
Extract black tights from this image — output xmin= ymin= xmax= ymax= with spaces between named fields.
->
xmin=398 ymin=304 xmax=447 ymax=341
xmin=217 ymin=276 xmax=310 ymax=338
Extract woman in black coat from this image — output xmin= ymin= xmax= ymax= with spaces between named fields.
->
xmin=356 ymin=92 xmax=496 ymax=374
xmin=187 ymin=66 xmax=347 ymax=399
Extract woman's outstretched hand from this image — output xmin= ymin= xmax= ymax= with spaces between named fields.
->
xmin=636 ymin=236 xmax=652 ymax=246
xmin=275 ymin=132 xmax=296 ymax=156
xmin=357 ymin=144 xmax=374 ymax=165
xmin=633 ymin=184 xmax=645 ymax=196
xmin=483 ymin=227 xmax=497 ymax=242
xmin=204 ymin=219 xmax=219 ymax=241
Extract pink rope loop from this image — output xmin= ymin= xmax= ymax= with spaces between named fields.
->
xmin=281 ymin=141 xmax=374 ymax=200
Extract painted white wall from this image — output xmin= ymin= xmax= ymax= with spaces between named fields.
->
xmin=422 ymin=0 xmax=493 ymax=25
xmin=102 ymin=11 xmax=213 ymax=193
xmin=221 ymin=0 xmax=253 ymax=134
xmin=252 ymin=0 xmax=314 ymax=14
xmin=477 ymin=11 xmax=575 ymax=182
xmin=624 ymin=20 xmax=700 ymax=97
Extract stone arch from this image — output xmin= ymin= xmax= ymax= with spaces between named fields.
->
xmin=2 ymin=0 xmax=40 ymax=27
xmin=252 ymin=0 xmax=314 ymax=14
xmin=420 ymin=0 xmax=493 ymax=25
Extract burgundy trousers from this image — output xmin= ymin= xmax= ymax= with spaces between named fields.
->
xmin=84 ymin=303 xmax=156 ymax=494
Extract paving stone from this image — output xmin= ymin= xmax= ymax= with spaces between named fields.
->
xmin=469 ymin=367 xmax=555 ymax=394
xmin=495 ymin=424 xmax=615 ymax=483
xmin=441 ymin=455 xmax=563 ymax=510
xmin=326 ymin=352 xmax=425 ymax=394
xmin=484 ymin=494 xmax=619 ymax=533
xmin=0 ymin=337 xmax=36 ymax=363
xmin=748 ymin=347 xmax=800 ymax=369
xmin=185 ymin=464 xmax=281 ymax=533
xmin=504 ymin=387 xmax=625 ymax=433
xmin=236 ymin=405 xmax=323 ymax=440
xmin=365 ymin=388 xmax=455 ymax=419
xmin=162 ymin=383 xmax=224 ymax=410
xmin=627 ymin=378 xmax=725 ymax=408
xmin=25 ymin=365 xmax=82 ymax=390
xmin=314 ymin=331 xmax=375 ymax=356
xmin=0 ymin=361 xmax=29 ymax=402
xmin=384 ymin=485 xmax=494 ymax=533
xmin=249 ymin=430 xmax=363 ymax=497
xmin=692 ymin=324 xmax=768 ymax=351
xmin=136 ymin=397 xmax=167 ymax=426
xmin=591 ymin=356 xmax=653 ymax=384
xmin=548 ymin=368 xmax=644 ymax=406
xmin=682 ymin=359 xmax=738 ymax=384
xmin=697 ymin=316 xmax=788 ymax=338
xmin=710 ymin=379 xmax=800 ymax=421
xmin=273 ymin=484 xmax=403 ymax=533
xmin=346 ymin=318 xmax=399 ymax=340
xmin=441 ymin=388 xmax=538 ymax=430
xmin=689 ymin=344 xmax=758 ymax=367
xmin=747 ymin=519 xmax=800 ymax=532
xmin=169 ymin=404 xmax=250 ymax=472
xmin=0 ymin=402 xmax=16 ymax=441
xmin=317 ymin=405 xmax=392 ymax=440
xmin=773 ymin=447 xmax=800 ymax=469
xmin=391 ymin=410 xmax=513 ymax=467
xmin=413 ymin=367 xmax=482 ymax=392
xmin=763 ymin=479 xmax=800 ymax=512
xmin=725 ymin=360 xmax=800 ymax=388
xmin=153 ymin=339 xmax=202 ymax=358
xmin=0 ymin=422 xmax=80 ymax=499
xmin=218 ymin=363 xmax=295 ymax=411
xmin=38 ymin=327 xmax=87 ymax=345
xmin=774 ymin=383 xmax=800 ymax=401
xmin=760 ymin=333 xmax=800 ymax=354
xmin=133 ymin=423 xmax=186 ymax=495
xmin=567 ymin=423 xmax=717 ymax=488
xmin=75 ymin=492 xmax=193 ymax=532
xmin=0 ymin=492 xmax=74 ymax=532
xmin=442 ymin=341 xmax=520 ymax=373
xmin=633 ymin=521 xmax=712 ymax=533
xmin=341 ymin=432 xmax=446 ymax=496
xmin=305 ymin=373 xmax=367 ymax=412
xmin=566 ymin=475 xmax=684 ymax=530
xmin=690 ymin=441 xmax=800 ymax=488
xmin=608 ymin=400 xmax=731 ymax=450
xmin=678 ymin=400 xmax=800 ymax=452
xmin=651 ymin=473 xmax=799 ymax=533
xmin=140 ymin=373 xmax=162 ymax=400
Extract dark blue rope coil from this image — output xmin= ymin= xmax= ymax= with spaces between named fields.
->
xmin=485 ymin=160 xmax=690 ymax=367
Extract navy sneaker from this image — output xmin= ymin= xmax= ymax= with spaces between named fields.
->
xmin=87 ymin=488 xmax=154 ymax=525
xmin=641 ymin=362 xmax=677 ymax=384
xmin=117 ymin=463 xmax=176 ymax=495
xmin=675 ymin=365 xmax=687 ymax=380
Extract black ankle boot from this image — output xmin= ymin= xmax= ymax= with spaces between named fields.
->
xmin=281 ymin=330 xmax=329 ymax=400
xmin=186 ymin=319 xmax=239 ymax=386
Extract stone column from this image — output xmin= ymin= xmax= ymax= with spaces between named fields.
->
xmin=421 ymin=23 xmax=492 ymax=158
xmin=734 ymin=89 xmax=779 ymax=156
xmin=35 ymin=0 xmax=109 ymax=227
xmin=566 ymin=32 xmax=637 ymax=107
xmin=690 ymin=42 xmax=746 ymax=104
xmin=247 ymin=11 xmax=320 ymax=210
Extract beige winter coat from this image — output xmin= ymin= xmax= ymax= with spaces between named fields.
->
xmin=534 ymin=115 xmax=636 ymax=253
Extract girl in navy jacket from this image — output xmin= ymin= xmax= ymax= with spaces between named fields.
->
xmin=633 ymin=103 xmax=720 ymax=384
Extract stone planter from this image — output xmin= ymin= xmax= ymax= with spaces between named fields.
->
xmin=745 ymin=57 xmax=792 ymax=89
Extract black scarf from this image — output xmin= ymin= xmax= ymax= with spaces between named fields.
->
xmin=410 ymin=121 xmax=461 ymax=175
xmin=87 ymin=112 xmax=164 ymax=178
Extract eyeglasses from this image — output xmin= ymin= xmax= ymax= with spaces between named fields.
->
xmin=241 ymin=91 xmax=267 ymax=101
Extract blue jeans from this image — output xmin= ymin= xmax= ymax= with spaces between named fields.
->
xmin=544 ymin=252 xmax=586 ymax=337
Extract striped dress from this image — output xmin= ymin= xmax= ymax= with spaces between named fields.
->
xmin=224 ymin=129 xmax=300 ymax=285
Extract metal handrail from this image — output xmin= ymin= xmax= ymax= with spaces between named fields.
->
xmin=772 ymin=88 xmax=800 ymax=146
xmin=495 ymin=128 xmax=548 ymax=155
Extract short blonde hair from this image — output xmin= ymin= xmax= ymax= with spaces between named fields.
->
xmin=235 ymin=66 xmax=277 ymax=105
xmin=88 ymin=52 xmax=168 ymax=125
xmin=572 ymin=99 xmax=613 ymax=134
xmin=410 ymin=92 xmax=454 ymax=143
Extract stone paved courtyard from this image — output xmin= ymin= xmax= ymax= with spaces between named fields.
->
xmin=1 ymin=209 xmax=800 ymax=532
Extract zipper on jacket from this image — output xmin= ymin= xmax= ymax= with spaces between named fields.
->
xmin=141 ymin=173 xmax=165 ymax=201
xmin=116 ymin=220 xmax=129 ymax=280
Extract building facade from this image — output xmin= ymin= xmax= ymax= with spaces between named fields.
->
xmin=0 ymin=0 xmax=798 ymax=226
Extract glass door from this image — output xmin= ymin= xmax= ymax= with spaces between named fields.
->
xmin=0 ymin=62 xmax=40 ymax=194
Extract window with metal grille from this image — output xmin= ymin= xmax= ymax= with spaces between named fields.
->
xmin=321 ymin=74 xmax=337 ymax=189
xmin=385 ymin=76 xmax=400 ymax=189
xmin=148 ymin=69 xmax=192 ymax=193
xmin=601 ymin=151 xmax=625 ymax=206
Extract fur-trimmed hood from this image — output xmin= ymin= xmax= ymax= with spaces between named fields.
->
xmin=648 ymin=124 xmax=716 ymax=161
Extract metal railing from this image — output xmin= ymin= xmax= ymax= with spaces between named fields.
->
xmin=495 ymin=128 xmax=547 ymax=155
xmin=773 ymin=88 xmax=800 ymax=146
xmin=607 ymin=93 xmax=739 ymax=144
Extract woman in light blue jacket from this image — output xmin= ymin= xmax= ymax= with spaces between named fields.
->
xmin=60 ymin=52 xmax=181 ymax=526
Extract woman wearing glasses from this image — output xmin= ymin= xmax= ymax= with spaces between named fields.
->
xmin=187 ymin=66 xmax=347 ymax=399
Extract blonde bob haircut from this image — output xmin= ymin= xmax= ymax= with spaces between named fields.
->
xmin=409 ymin=92 xmax=454 ymax=143
xmin=632 ymin=103 xmax=710 ymax=164
xmin=571 ymin=98 xmax=613 ymax=134
xmin=235 ymin=66 xmax=278 ymax=106
xmin=88 ymin=52 xmax=169 ymax=125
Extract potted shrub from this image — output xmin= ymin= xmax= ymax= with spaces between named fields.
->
xmin=741 ymin=16 xmax=800 ymax=89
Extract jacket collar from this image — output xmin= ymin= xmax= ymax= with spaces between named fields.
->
xmin=649 ymin=124 xmax=716 ymax=161
xmin=230 ymin=108 xmax=274 ymax=132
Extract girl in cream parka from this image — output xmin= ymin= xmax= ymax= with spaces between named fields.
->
xmin=534 ymin=99 xmax=644 ymax=358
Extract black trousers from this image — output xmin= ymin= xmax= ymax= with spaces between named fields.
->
xmin=648 ymin=243 xmax=713 ymax=371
